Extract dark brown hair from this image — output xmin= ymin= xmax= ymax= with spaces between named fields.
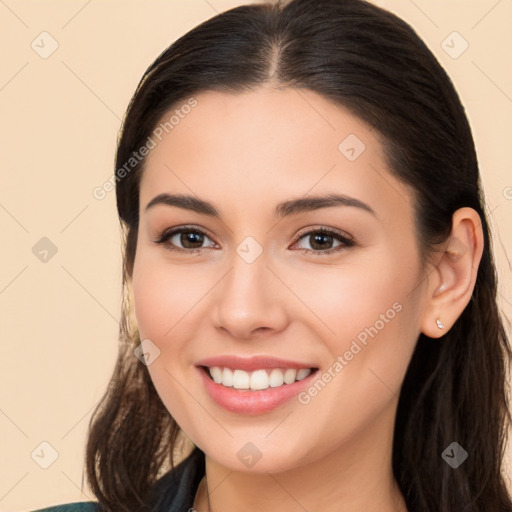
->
xmin=85 ymin=0 xmax=512 ymax=510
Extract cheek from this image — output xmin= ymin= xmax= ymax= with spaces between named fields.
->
xmin=293 ymin=259 xmax=409 ymax=339
xmin=132 ymin=252 xmax=205 ymax=341
xmin=132 ymin=261 xmax=172 ymax=340
xmin=294 ymin=249 xmax=419 ymax=381
xmin=131 ymin=254 xmax=199 ymax=423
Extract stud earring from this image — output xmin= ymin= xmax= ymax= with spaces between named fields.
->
xmin=436 ymin=318 xmax=445 ymax=329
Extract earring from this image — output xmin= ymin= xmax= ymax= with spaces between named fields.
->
xmin=436 ymin=318 xmax=445 ymax=329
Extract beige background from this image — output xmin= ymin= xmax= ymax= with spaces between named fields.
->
xmin=0 ymin=0 xmax=511 ymax=510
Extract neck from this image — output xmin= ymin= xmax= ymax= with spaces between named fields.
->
xmin=193 ymin=401 xmax=408 ymax=512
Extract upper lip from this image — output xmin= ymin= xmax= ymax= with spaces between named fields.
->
xmin=195 ymin=355 xmax=318 ymax=372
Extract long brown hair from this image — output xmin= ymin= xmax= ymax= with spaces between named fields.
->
xmin=85 ymin=0 xmax=512 ymax=510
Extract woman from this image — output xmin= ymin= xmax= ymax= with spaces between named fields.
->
xmin=32 ymin=0 xmax=512 ymax=510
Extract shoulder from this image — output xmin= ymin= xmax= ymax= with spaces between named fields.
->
xmin=29 ymin=449 xmax=204 ymax=512
xmin=29 ymin=502 xmax=100 ymax=512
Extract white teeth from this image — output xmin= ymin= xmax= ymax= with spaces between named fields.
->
xmin=269 ymin=368 xmax=284 ymax=387
xmin=283 ymin=368 xmax=297 ymax=384
xmin=209 ymin=366 xmax=223 ymax=383
xmin=221 ymin=368 xmax=233 ymax=387
xmin=296 ymin=368 xmax=312 ymax=381
xmin=249 ymin=369 xmax=269 ymax=390
xmin=233 ymin=369 xmax=250 ymax=389
xmin=207 ymin=366 xmax=313 ymax=390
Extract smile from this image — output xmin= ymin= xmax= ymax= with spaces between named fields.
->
xmin=205 ymin=366 xmax=316 ymax=391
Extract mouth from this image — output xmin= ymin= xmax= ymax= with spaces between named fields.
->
xmin=198 ymin=365 xmax=320 ymax=391
xmin=196 ymin=364 xmax=320 ymax=415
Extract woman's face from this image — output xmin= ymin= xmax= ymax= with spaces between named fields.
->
xmin=132 ymin=87 xmax=427 ymax=473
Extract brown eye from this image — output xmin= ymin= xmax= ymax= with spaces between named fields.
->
xmin=292 ymin=228 xmax=355 ymax=255
xmin=154 ymin=227 xmax=216 ymax=253
xmin=174 ymin=230 xmax=205 ymax=249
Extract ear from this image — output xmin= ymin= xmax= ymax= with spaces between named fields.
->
xmin=420 ymin=207 xmax=484 ymax=338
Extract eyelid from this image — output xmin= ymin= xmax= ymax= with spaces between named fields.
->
xmin=157 ymin=224 xmax=215 ymax=241
xmin=153 ymin=224 xmax=356 ymax=254
xmin=153 ymin=225 xmax=217 ymax=252
xmin=293 ymin=225 xmax=354 ymax=243
xmin=291 ymin=225 xmax=356 ymax=254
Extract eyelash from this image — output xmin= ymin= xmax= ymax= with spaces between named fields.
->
xmin=153 ymin=224 xmax=356 ymax=256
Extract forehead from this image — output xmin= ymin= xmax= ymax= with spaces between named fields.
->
xmin=145 ymin=87 xmax=377 ymax=165
xmin=139 ymin=87 xmax=413 ymax=226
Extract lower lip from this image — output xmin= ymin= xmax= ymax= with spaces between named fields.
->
xmin=196 ymin=366 xmax=318 ymax=415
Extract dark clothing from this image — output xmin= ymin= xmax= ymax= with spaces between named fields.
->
xmin=30 ymin=448 xmax=206 ymax=512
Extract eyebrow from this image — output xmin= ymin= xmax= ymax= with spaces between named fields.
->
xmin=144 ymin=192 xmax=376 ymax=218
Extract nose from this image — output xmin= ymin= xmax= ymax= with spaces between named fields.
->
xmin=211 ymin=246 xmax=289 ymax=340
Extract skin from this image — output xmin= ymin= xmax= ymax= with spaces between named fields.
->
xmin=131 ymin=86 xmax=484 ymax=512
